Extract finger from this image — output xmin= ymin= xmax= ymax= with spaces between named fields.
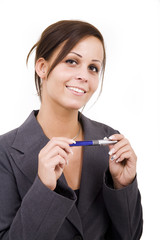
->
xmin=43 ymin=137 xmax=75 ymax=150
xmin=51 ymin=137 xmax=76 ymax=145
xmin=110 ymin=145 xmax=131 ymax=161
xmin=41 ymin=139 xmax=74 ymax=155
xmin=58 ymin=163 xmax=65 ymax=169
xmin=45 ymin=146 xmax=69 ymax=163
xmin=108 ymin=144 xmax=115 ymax=151
xmin=49 ymin=155 xmax=66 ymax=169
xmin=116 ymin=149 xmax=137 ymax=163
xmin=115 ymin=151 xmax=132 ymax=163
xmin=108 ymin=138 xmax=129 ymax=156
xmin=108 ymin=134 xmax=126 ymax=152
xmin=109 ymin=134 xmax=124 ymax=141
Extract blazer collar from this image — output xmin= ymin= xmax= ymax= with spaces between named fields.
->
xmin=12 ymin=110 xmax=48 ymax=153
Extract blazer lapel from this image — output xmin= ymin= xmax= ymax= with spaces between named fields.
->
xmin=66 ymin=205 xmax=83 ymax=235
xmin=77 ymin=114 xmax=109 ymax=219
xmin=10 ymin=111 xmax=49 ymax=184
xmin=58 ymin=174 xmax=83 ymax=235
xmin=10 ymin=110 xmax=83 ymax=235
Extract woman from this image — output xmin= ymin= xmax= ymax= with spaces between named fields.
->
xmin=0 ymin=20 xmax=143 ymax=239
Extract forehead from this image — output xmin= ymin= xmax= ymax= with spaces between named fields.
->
xmin=70 ymin=36 xmax=104 ymax=61
xmin=48 ymin=36 xmax=104 ymax=65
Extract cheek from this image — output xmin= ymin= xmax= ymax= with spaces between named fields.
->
xmin=48 ymin=66 xmax=72 ymax=87
xmin=91 ymin=78 xmax=99 ymax=92
xmin=47 ymin=69 xmax=64 ymax=88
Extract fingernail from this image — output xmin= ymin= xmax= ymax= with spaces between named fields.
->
xmin=109 ymin=135 xmax=115 ymax=140
xmin=69 ymin=149 xmax=73 ymax=155
xmin=116 ymin=158 xmax=120 ymax=163
xmin=103 ymin=137 xmax=108 ymax=140
xmin=71 ymin=139 xmax=76 ymax=144
xmin=108 ymin=148 xmax=115 ymax=155
xmin=111 ymin=155 xmax=116 ymax=161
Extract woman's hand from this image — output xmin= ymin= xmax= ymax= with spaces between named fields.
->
xmin=108 ymin=134 xmax=137 ymax=189
xmin=38 ymin=137 xmax=74 ymax=191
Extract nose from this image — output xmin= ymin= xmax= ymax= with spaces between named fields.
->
xmin=75 ymin=66 xmax=88 ymax=82
xmin=76 ymin=76 xmax=87 ymax=82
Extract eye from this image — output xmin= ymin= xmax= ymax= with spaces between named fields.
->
xmin=65 ymin=59 xmax=77 ymax=65
xmin=89 ymin=65 xmax=99 ymax=73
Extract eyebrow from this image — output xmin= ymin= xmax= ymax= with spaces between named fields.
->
xmin=70 ymin=51 xmax=102 ymax=64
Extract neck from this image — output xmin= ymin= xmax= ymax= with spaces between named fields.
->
xmin=37 ymin=104 xmax=81 ymax=140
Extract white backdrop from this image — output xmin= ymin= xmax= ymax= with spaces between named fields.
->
xmin=0 ymin=0 xmax=159 ymax=238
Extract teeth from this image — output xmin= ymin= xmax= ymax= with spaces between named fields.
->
xmin=67 ymin=86 xmax=85 ymax=93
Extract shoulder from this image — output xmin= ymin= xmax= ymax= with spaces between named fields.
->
xmin=0 ymin=128 xmax=19 ymax=173
xmin=0 ymin=110 xmax=36 ymax=153
xmin=89 ymin=117 xmax=119 ymax=136
xmin=80 ymin=113 xmax=119 ymax=139
xmin=0 ymin=128 xmax=18 ymax=152
xmin=0 ymin=110 xmax=40 ymax=153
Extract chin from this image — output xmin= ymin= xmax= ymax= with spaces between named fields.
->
xmin=65 ymin=102 xmax=85 ymax=111
xmin=68 ymin=105 xmax=83 ymax=111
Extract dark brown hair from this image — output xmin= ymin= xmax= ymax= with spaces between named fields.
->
xmin=26 ymin=20 xmax=106 ymax=100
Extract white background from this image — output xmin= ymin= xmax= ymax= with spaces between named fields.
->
xmin=0 ymin=0 xmax=159 ymax=238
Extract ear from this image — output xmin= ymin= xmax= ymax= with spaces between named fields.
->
xmin=35 ymin=58 xmax=48 ymax=79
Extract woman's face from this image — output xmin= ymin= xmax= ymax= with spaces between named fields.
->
xmin=42 ymin=36 xmax=104 ymax=110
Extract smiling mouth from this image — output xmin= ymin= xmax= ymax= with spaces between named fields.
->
xmin=66 ymin=86 xmax=86 ymax=94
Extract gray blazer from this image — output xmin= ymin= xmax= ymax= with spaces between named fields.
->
xmin=0 ymin=111 xmax=143 ymax=240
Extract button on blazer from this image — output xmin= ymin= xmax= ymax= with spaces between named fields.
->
xmin=0 ymin=111 xmax=143 ymax=240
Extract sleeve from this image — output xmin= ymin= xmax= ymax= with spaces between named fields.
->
xmin=103 ymin=170 xmax=143 ymax=240
xmin=0 ymin=149 xmax=76 ymax=240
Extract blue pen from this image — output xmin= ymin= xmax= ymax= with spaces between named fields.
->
xmin=70 ymin=139 xmax=117 ymax=147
